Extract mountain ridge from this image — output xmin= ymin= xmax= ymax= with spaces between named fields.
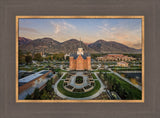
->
xmin=18 ymin=37 xmax=141 ymax=54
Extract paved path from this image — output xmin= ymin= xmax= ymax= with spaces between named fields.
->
xmin=53 ymin=72 xmax=105 ymax=100
xmin=108 ymin=68 xmax=142 ymax=91
xmin=96 ymin=64 xmax=101 ymax=70
xmin=69 ymin=72 xmax=88 ymax=89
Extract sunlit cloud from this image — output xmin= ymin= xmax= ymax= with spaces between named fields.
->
xmin=50 ymin=21 xmax=76 ymax=34
xmin=19 ymin=19 xmax=142 ymax=49
xmin=96 ymin=22 xmax=141 ymax=49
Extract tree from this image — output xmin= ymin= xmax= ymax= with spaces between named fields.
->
xmin=57 ymin=71 xmax=62 ymax=78
xmin=19 ymin=56 xmax=26 ymax=64
xmin=66 ymin=56 xmax=69 ymax=61
xmin=104 ymin=72 xmax=108 ymax=81
xmin=25 ymin=55 xmax=32 ymax=65
xmin=99 ymin=70 xmax=103 ymax=79
xmin=45 ymin=56 xmax=50 ymax=61
xmin=33 ymin=53 xmax=43 ymax=61
xmin=19 ymin=50 xmax=26 ymax=64
xmin=49 ymin=56 xmax=53 ymax=61
xmin=51 ymin=78 xmax=54 ymax=84
xmin=46 ymin=80 xmax=52 ymax=92
xmin=25 ymin=94 xmax=32 ymax=99
xmin=123 ymin=89 xmax=129 ymax=99
xmin=52 ymin=53 xmax=64 ymax=61
xmin=40 ymin=90 xmax=48 ymax=100
xmin=33 ymin=88 xmax=40 ymax=99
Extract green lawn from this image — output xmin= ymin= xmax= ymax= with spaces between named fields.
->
xmin=62 ymin=73 xmax=68 ymax=79
xmin=93 ymin=70 xmax=110 ymax=72
xmin=106 ymin=73 xmax=142 ymax=100
xmin=34 ymin=67 xmax=46 ymax=72
xmin=19 ymin=64 xmax=46 ymax=72
xmin=91 ymin=73 xmax=97 ymax=79
xmin=111 ymin=66 xmax=141 ymax=71
xmin=19 ymin=65 xmax=42 ymax=71
xmin=57 ymin=80 xmax=101 ymax=98
xmin=54 ymin=68 xmax=68 ymax=72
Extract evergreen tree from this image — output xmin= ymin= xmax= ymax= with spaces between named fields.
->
xmin=46 ymin=80 xmax=52 ymax=92
xmin=40 ymin=90 xmax=48 ymax=100
xmin=33 ymin=53 xmax=43 ymax=61
xmin=33 ymin=88 xmax=40 ymax=99
xmin=25 ymin=55 xmax=32 ymax=65
xmin=25 ymin=94 xmax=32 ymax=99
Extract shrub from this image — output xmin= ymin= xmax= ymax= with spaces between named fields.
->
xmin=75 ymin=76 xmax=83 ymax=84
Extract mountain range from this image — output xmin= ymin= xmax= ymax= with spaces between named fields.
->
xmin=19 ymin=37 xmax=141 ymax=54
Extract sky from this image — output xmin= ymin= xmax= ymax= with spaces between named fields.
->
xmin=19 ymin=18 xmax=142 ymax=49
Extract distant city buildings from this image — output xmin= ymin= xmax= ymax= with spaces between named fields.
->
xmin=117 ymin=61 xmax=129 ymax=67
xmin=96 ymin=54 xmax=136 ymax=61
xmin=64 ymin=53 xmax=70 ymax=60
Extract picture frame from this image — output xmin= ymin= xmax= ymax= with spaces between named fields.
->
xmin=16 ymin=16 xmax=144 ymax=103
xmin=1 ymin=0 xmax=159 ymax=118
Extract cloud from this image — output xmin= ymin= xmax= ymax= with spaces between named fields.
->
xmin=96 ymin=22 xmax=142 ymax=49
xmin=50 ymin=21 xmax=76 ymax=34
xmin=19 ymin=27 xmax=40 ymax=34
xmin=118 ymin=39 xmax=141 ymax=49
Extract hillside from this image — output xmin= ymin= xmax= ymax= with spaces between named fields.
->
xmin=19 ymin=37 xmax=140 ymax=54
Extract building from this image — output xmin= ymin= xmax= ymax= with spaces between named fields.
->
xmin=117 ymin=61 xmax=129 ymax=67
xmin=69 ymin=45 xmax=91 ymax=70
xmin=64 ymin=53 xmax=70 ymax=60
xmin=97 ymin=54 xmax=136 ymax=61
xmin=18 ymin=70 xmax=53 ymax=99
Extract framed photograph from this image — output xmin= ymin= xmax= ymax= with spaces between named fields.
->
xmin=2 ymin=0 xmax=160 ymax=118
xmin=16 ymin=16 xmax=144 ymax=103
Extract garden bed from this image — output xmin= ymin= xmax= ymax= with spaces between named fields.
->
xmin=57 ymin=80 xmax=101 ymax=98
xmin=75 ymin=76 xmax=83 ymax=84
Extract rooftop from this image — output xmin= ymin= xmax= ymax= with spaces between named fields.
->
xmin=19 ymin=70 xmax=50 ymax=83
xmin=117 ymin=61 xmax=128 ymax=64
xmin=107 ymin=54 xmax=124 ymax=57
xmin=70 ymin=53 xmax=90 ymax=59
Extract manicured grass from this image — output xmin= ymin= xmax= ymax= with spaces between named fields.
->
xmin=54 ymin=69 xmax=61 ymax=72
xmin=106 ymin=73 xmax=141 ymax=100
xmin=111 ymin=66 xmax=141 ymax=71
xmin=19 ymin=66 xmax=45 ymax=72
xmin=57 ymin=80 xmax=101 ymax=98
xmin=54 ymin=68 xmax=68 ymax=72
xmin=91 ymin=73 xmax=97 ymax=79
xmin=62 ymin=73 xmax=68 ymax=79
xmin=19 ymin=66 xmax=35 ymax=71
xmin=93 ymin=70 xmax=110 ymax=72
xmin=34 ymin=68 xmax=45 ymax=72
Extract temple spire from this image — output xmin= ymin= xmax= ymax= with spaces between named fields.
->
xmin=80 ymin=37 xmax=82 ymax=48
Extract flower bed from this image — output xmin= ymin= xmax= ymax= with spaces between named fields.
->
xmin=75 ymin=76 xmax=83 ymax=84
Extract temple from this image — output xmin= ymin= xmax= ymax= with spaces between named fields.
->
xmin=69 ymin=41 xmax=91 ymax=70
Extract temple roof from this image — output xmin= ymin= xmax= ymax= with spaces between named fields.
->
xmin=70 ymin=53 xmax=90 ymax=59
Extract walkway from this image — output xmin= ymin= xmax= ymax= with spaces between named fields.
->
xmin=70 ymin=72 xmax=88 ymax=89
xmin=53 ymin=72 xmax=105 ymax=100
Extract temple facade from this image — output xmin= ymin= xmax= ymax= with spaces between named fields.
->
xmin=69 ymin=47 xmax=91 ymax=70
